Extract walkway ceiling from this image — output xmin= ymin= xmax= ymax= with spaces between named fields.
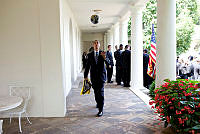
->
xmin=67 ymin=0 xmax=143 ymax=33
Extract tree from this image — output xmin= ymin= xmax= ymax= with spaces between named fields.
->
xmin=128 ymin=0 xmax=200 ymax=55
xmin=176 ymin=9 xmax=194 ymax=55
xmin=142 ymin=0 xmax=157 ymax=48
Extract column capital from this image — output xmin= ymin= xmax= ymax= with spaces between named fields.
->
xmin=114 ymin=22 xmax=119 ymax=28
xmin=129 ymin=5 xmax=144 ymax=15
xmin=119 ymin=18 xmax=129 ymax=26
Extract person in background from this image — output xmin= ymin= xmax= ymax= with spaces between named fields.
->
xmin=82 ymin=52 xmax=88 ymax=69
xmin=84 ymin=40 xmax=109 ymax=117
xmin=115 ymin=45 xmax=118 ymax=51
xmin=187 ymin=56 xmax=194 ymax=79
xmin=121 ymin=45 xmax=131 ymax=87
xmin=114 ymin=44 xmax=123 ymax=85
xmin=143 ymin=49 xmax=152 ymax=88
xmin=106 ymin=45 xmax=114 ymax=83
xmin=176 ymin=56 xmax=180 ymax=76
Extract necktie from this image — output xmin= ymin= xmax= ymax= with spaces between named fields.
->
xmin=96 ymin=52 xmax=98 ymax=64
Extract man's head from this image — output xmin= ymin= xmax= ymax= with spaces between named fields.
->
xmin=108 ymin=45 xmax=111 ymax=51
xmin=119 ymin=44 xmax=123 ymax=50
xmin=125 ymin=45 xmax=130 ymax=50
xmin=93 ymin=40 xmax=100 ymax=51
xmin=143 ymin=49 xmax=148 ymax=54
xmin=115 ymin=45 xmax=118 ymax=51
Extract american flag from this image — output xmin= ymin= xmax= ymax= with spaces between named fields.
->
xmin=147 ymin=24 xmax=156 ymax=79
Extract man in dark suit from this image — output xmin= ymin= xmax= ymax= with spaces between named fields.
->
xmin=143 ymin=49 xmax=151 ymax=88
xmin=121 ymin=45 xmax=131 ymax=87
xmin=106 ymin=45 xmax=114 ymax=83
xmin=114 ymin=44 xmax=123 ymax=85
xmin=84 ymin=40 xmax=108 ymax=117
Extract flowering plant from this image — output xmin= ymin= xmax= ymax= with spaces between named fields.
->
xmin=149 ymin=79 xmax=200 ymax=133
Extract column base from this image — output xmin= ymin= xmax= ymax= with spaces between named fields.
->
xmin=129 ymin=87 xmax=151 ymax=108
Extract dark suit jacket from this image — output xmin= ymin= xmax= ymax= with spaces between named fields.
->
xmin=143 ymin=53 xmax=149 ymax=72
xmin=84 ymin=50 xmax=107 ymax=84
xmin=106 ymin=51 xmax=114 ymax=66
xmin=114 ymin=49 xmax=123 ymax=66
xmin=121 ymin=50 xmax=131 ymax=69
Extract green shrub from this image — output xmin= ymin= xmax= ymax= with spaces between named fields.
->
xmin=149 ymin=80 xmax=155 ymax=98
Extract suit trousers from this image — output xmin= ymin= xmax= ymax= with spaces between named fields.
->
xmin=143 ymin=70 xmax=154 ymax=88
xmin=107 ymin=66 xmax=113 ymax=82
xmin=116 ymin=66 xmax=123 ymax=84
xmin=123 ymin=68 xmax=130 ymax=86
xmin=92 ymin=82 xmax=104 ymax=112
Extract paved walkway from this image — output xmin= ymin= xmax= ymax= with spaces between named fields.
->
xmin=2 ymin=81 xmax=175 ymax=134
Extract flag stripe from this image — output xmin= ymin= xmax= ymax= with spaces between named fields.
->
xmin=147 ymin=24 xmax=156 ymax=79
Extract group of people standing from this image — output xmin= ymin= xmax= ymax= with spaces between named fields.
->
xmin=82 ymin=43 xmax=131 ymax=87
xmin=82 ymin=40 xmax=154 ymax=117
xmin=114 ymin=44 xmax=131 ymax=87
xmin=82 ymin=43 xmax=153 ymax=88
xmin=177 ymin=55 xmax=200 ymax=80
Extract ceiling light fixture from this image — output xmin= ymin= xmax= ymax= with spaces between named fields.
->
xmin=90 ymin=9 xmax=102 ymax=25
xmin=93 ymin=9 xmax=102 ymax=13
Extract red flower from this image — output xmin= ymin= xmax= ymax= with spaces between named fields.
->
xmin=191 ymin=130 xmax=195 ymax=134
xmin=155 ymin=89 xmax=159 ymax=93
xmin=188 ymin=110 xmax=195 ymax=114
xmin=181 ymin=109 xmax=185 ymax=111
xmin=149 ymin=100 xmax=155 ymax=105
xmin=178 ymin=118 xmax=183 ymax=124
xmin=178 ymin=102 xmax=181 ymax=107
xmin=176 ymin=110 xmax=182 ymax=115
xmin=179 ymin=83 xmax=184 ymax=86
xmin=198 ymin=103 xmax=200 ymax=108
xmin=168 ymin=101 xmax=172 ymax=104
xmin=162 ymin=82 xmax=169 ymax=88
xmin=184 ymin=106 xmax=191 ymax=110
xmin=185 ymin=117 xmax=188 ymax=121
xmin=185 ymin=93 xmax=192 ymax=96
xmin=166 ymin=116 xmax=170 ymax=123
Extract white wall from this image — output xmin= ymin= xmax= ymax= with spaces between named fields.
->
xmin=81 ymin=32 xmax=104 ymax=54
xmin=0 ymin=0 xmax=81 ymax=117
xmin=59 ymin=0 xmax=82 ymax=97
xmin=0 ymin=0 xmax=44 ymax=116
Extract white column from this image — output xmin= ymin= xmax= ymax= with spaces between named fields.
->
xmin=104 ymin=33 xmax=108 ymax=51
xmin=110 ymin=26 xmax=115 ymax=54
xmin=119 ymin=21 xmax=123 ymax=44
xmin=156 ymin=0 xmax=176 ymax=87
xmin=119 ymin=19 xmax=129 ymax=45
xmin=113 ymin=23 xmax=119 ymax=46
xmin=107 ymin=30 xmax=111 ymax=44
xmin=130 ymin=6 xmax=144 ymax=89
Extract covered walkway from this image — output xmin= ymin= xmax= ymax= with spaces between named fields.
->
xmin=2 ymin=76 xmax=174 ymax=134
xmin=0 ymin=0 xmax=176 ymax=117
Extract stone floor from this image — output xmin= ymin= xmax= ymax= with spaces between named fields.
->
xmin=1 ymin=82 xmax=175 ymax=134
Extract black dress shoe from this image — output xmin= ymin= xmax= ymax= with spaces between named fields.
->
xmin=96 ymin=111 xmax=103 ymax=117
xmin=124 ymin=84 xmax=130 ymax=87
